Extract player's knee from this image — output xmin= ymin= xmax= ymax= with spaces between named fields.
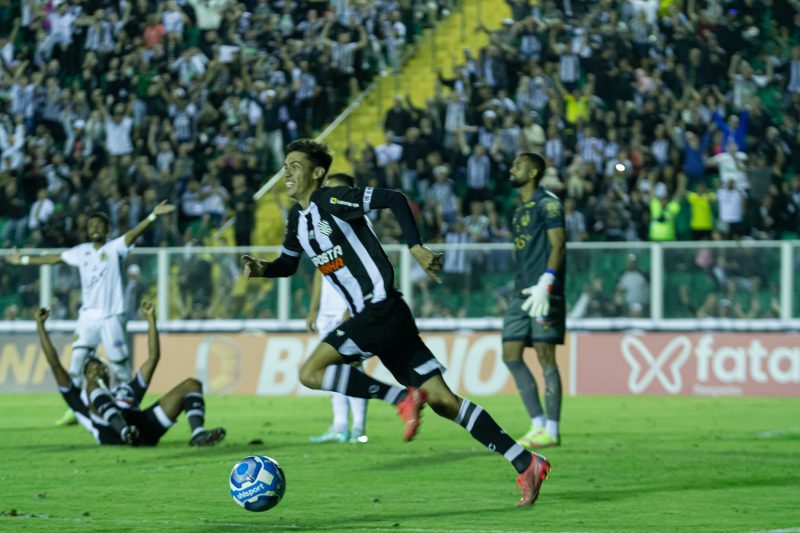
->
xmin=501 ymin=343 xmax=525 ymax=364
xmin=183 ymin=378 xmax=202 ymax=392
xmin=426 ymin=391 xmax=461 ymax=419
xmin=299 ymin=365 xmax=322 ymax=390
xmin=537 ymin=354 xmax=557 ymax=371
xmin=534 ymin=344 xmax=556 ymax=368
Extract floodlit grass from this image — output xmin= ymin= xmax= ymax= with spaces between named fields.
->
xmin=1 ymin=394 xmax=799 ymax=533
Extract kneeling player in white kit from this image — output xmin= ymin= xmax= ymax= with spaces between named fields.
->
xmin=306 ymin=173 xmax=368 ymax=443
xmin=6 ymin=201 xmax=175 ymax=425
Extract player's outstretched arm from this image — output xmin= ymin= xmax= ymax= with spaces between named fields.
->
xmin=366 ymin=188 xmax=444 ymax=283
xmin=241 ymin=253 xmax=300 ymax=279
xmin=35 ymin=308 xmax=71 ymax=388
xmin=124 ymin=200 xmax=176 ymax=247
xmin=4 ymin=250 xmax=62 ymax=266
xmin=138 ymin=301 xmax=161 ymax=385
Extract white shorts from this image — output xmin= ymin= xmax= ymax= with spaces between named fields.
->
xmin=317 ymin=313 xmax=346 ymax=340
xmin=74 ymin=310 xmax=129 ymax=362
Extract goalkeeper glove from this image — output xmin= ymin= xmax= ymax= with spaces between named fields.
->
xmin=521 ymin=270 xmax=556 ymax=319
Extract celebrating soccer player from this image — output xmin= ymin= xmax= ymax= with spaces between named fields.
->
xmin=502 ymin=153 xmax=567 ymax=449
xmin=35 ymin=301 xmax=225 ymax=446
xmin=5 ymin=201 xmax=175 ymax=426
xmin=242 ymin=139 xmax=551 ymax=506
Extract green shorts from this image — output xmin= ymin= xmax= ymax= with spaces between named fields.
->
xmin=502 ymin=295 xmax=566 ymax=346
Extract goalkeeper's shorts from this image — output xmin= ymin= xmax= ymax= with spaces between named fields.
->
xmin=502 ymin=295 xmax=565 ymax=346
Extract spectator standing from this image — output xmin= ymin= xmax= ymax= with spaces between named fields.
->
xmin=648 ymin=178 xmax=685 ymax=242
xmin=716 ymin=179 xmax=747 ymax=239
xmin=686 ymin=182 xmax=716 ymax=240
xmin=464 ymin=144 xmax=492 ymax=209
xmin=374 ymin=131 xmax=403 ymax=189
xmin=708 ymin=141 xmax=749 ymax=192
xmin=231 ymin=174 xmax=254 ymax=247
xmin=616 ymin=254 xmax=649 ymax=317
xmin=94 ymin=93 xmax=134 ymax=158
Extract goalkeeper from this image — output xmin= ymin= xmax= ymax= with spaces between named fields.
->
xmin=35 ymin=301 xmax=225 ymax=447
xmin=502 ymin=152 xmax=566 ymax=450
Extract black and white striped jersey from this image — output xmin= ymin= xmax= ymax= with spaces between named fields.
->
xmin=59 ymin=372 xmax=149 ymax=445
xmin=276 ymin=186 xmax=421 ymax=315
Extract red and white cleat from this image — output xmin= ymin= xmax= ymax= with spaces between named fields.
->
xmin=516 ymin=453 xmax=551 ymax=507
xmin=396 ymin=388 xmax=427 ymax=442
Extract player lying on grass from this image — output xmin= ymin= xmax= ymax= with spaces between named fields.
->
xmin=36 ymin=301 xmax=226 ymax=446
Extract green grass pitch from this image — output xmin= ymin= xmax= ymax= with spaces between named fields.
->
xmin=1 ymin=394 xmax=799 ymax=533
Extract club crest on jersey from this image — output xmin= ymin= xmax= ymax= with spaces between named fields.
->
xmin=100 ymin=252 xmax=108 ymax=261
xmin=544 ymin=201 xmax=562 ymax=217
xmin=317 ymin=220 xmax=333 ymax=236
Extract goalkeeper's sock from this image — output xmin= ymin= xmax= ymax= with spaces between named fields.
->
xmin=321 ymin=365 xmax=407 ymax=405
xmin=545 ymin=420 xmax=560 ymax=440
xmin=543 ymin=365 xmax=562 ymax=430
xmin=505 ymin=359 xmax=545 ymax=420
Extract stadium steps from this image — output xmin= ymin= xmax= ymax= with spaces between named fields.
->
xmin=252 ymin=1 xmax=507 ymax=246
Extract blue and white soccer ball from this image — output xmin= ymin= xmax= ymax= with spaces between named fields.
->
xmin=229 ymin=455 xmax=286 ymax=512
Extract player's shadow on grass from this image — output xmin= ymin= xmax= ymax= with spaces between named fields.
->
xmin=297 ymin=505 xmax=514 ymax=530
xmin=364 ymin=448 xmax=489 ymax=471
xmin=13 ymin=443 xmax=103 ymax=452
xmin=149 ymin=441 xmax=289 ymax=460
xmin=557 ymin=475 xmax=800 ymax=502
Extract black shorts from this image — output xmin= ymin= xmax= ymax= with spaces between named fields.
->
xmin=124 ymin=403 xmax=169 ymax=446
xmin=322 ymin=295 xmax=444 ymax=388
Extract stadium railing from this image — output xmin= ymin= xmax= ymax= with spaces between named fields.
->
xmin=0 ymin=241 xmax=797 ymax=333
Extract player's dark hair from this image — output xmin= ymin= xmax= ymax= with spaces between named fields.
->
xmin=285 ymin=139 xmax=333 ymax=174
xmin=88 ymin=211 xmax=110 ymax=227
xmin=519 ymin=152 xmax=546 ymax=185
xmin=81 ymin=352 xmax=107 ymax=376
xmin=325 ymin=173 xmax=356 ymax=187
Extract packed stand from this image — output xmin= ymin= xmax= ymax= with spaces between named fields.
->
xmin=0 ymin=0 xmax=455 ymax=319
xmin=359 ymin=0 xmax=800 ymax=318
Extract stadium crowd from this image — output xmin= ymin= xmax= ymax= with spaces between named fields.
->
xmin=0 ymin=0 xmax=450 ymax=318
xmin=363 ymin=0 xmax=800 ymax=246
xmin=0 ymin=0 xmax=445 ymax=250
xmin=2 ymin=0 xmax=800 ymax=321
xmin=355 ymin=0 xmax=800 ymax=320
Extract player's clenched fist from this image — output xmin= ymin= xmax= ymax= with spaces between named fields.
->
xmin=35 ymin=308 xmax=50 ymax=323
xmin=141 ymin=301 xmax=156 ymax=319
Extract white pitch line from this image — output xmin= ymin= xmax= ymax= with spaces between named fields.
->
xmin=746 ymin=529 xmax=800 ymax=533
xmin=29 ymin=516 xmax=602 ymax=533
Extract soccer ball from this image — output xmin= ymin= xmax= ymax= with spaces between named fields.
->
xmin=229 ymin=455 xmax=286 ymax=512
